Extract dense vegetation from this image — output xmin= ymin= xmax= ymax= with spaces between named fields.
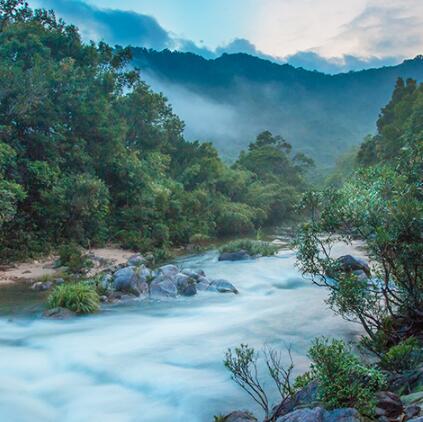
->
xmin=132 ymin=47 xmax=423 ymax=164
xmin=296 ymin=77 xmax=423 ymax=353
xmin=0 ymin=1 xmax=311 ymax=262
xmin=225 ymin=80 xmax=422 ymax=419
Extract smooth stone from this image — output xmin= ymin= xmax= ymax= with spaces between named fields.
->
xmin=43 ymin=307 xmax=76 ymax=319
xmin=336 ymin=255 xmax=371 ymax=276
xmin=174 ymin=274 xmax=197 ymax=296
xmin=222 ymin=410 xmax=258 ymax=421
xmin=150 ymin=278 xmax=177 ymax=298
xmin=208 ymin=279 xmax=238 ymax=294
xmin=127 ymin=254 xmax=146 ymax=266
xmin=31 ymin=281 xmax=53 ymax=291
xmin=219 ymin=250 xmax=252 ymax=261
xmin=113 ymin=266 xmax=151 ymax=296
xmin=157 ymin=264 xmax=180 ymax=278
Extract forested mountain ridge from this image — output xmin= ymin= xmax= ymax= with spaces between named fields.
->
xmin=131 ymin=48 xmax=423 ymax=164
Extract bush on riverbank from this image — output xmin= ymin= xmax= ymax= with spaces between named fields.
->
xmin=308 ymin=337 xmax=386 ymax=416
xmin=220 ymin=239 xmax=279 ymax=257
xmin=47 ymin=283 xmax=100 ymax=314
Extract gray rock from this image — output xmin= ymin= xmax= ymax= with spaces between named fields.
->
xmin=127 ymin=254 xmax=146 ymax=266
xmin=208 ymin=279 xmax=239 ymax=294
xmin=273 ymin=381 xmax=319 ymax=418
xmin=158 ymin=264 xmax=179 ymax=278
xmin=219 ymin=250 xmax=252 ymax=261
xmin=31 ymin=281 xmax=53 ymax=291
xmin=113 ymin=266 xmax=151 ymax=296
xmin=196 ymin=277 xmax=211 ymax=291
xmin=181 ymin=268 xmax=205 ymax=280
xmin=409 ymin=418 xmax=423 ymax=422
xmin=375 ymin=391 xmax=403 ymax=419
xmin=402 ymin=391 xmax=423 ymax=406
xmin=54 ymin=278 xmax=65 ymax=285
xmin=222 ymin=410 xmax=257 ymax=422
xmin=336 ymin=255 xmax=371 ymax=276
xmin=277 ymin=407 xmax=360 ymax=422
xmin=150 ymin=278 xmax=177 ymax=298
xmin=100 ymin=273 xmax=113 ymax=290
xmin=175 ymin=274 xmax=197 ymax=296
xmin=352 ymin=270 xmax=368 ymax=282
xmin=406 ymin=405 xmax=421 ymax=419
xmin=43 ymin=307 xmax=76 ymax=319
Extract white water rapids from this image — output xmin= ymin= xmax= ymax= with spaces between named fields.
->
xmin=0 ymin=249 xmax=359 ymax=421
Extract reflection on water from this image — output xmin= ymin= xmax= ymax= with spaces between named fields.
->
xmin=0 ymin=250 xmax=359 ymax=422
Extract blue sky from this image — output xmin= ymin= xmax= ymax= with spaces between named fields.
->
xmin=30 ymin=0 xmax=423 ymax=72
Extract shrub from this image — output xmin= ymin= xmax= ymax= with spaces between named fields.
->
xmin=380 ymin=337 xmax=423 ymax=373
xmin=47 ymin=282 xmax=100 ymax=314
xmin=58 ymin=243 xmax=92 ymax=274
xmin=293 ymin=371 xmax=314 ymax=392
xmin=308 ymin=338 xmax=386 ymax=416
xmin=224 ymin=344 xmax=294 ymax=419
xmin=220 ymin=239 xmax=279 ymax=256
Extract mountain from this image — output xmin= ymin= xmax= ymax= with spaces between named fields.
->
xmin=131 ymin=48 xmax=423 ymax=166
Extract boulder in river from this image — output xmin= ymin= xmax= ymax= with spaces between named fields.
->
xmin=112 ymin=265 xmax=151 ymax=296
xmin=150 ymin=278 xmax=178 ymax=298
xmin=336 ymin=255 xmax=371 ymax=277
xmin=218 ymin=250 xmax=252 ymax=262
xmin=31 ymin=280 xmax=53 ymax=291
xmin=43 ymin=307 xmax=76 ymax=319
xmin=157 ymin=264 xmax=180 ymax=278
xmin=208 ymin=279 xmax=239 ymax=294
xmin=175 ymin=273 xmax=197 ymax=296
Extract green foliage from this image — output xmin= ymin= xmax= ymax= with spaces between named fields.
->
xmin=0 ymin=2 xmax=309 ymax=262
xmin=58 ymin=244 xmax=92 ymax=274
xmin=47 ymin=282 xmax=100 ymax=314
xmin=220 ymin=239 xmax=279 ymax=256
xmin=308 ymin=338 xmax=386 ymax=416
xmin=380 ymin=337 xmax=423 ymax=373
xmin=293 ymin=371 xmax=314 ymax=392
xmin=295 ymin=109 xmax=422 ymax=351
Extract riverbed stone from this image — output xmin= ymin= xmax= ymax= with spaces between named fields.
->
xmin=175 ymin=273 xmax=197 ymax=296
xmin=336 ymin=255 xmax=371 ymax=276
xmin=157 ymin=264 xmax=179 ymax=278
xmin=222 ymin=410 xmax=258 ymax=421
xmin=218 ymin=250 xmax=252 ymax=261
xmin=113 ymin=265 xmax=151 ymax=296
xmin=150 ymin=278 xmax=177 ymax=298
xmin=43 ymin=307 xmax=76 ymax=319
xmin=31 ymin=280 xmax=54 ymax=291
xmin=375 ymin=391 xmax=403 ymax=419
xmin=208 ymin=279 xmax=238 ymax=294
xmin=127 ymin=254 xmax=146 ymax=266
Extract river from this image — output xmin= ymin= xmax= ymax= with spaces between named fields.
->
xmin=0 ymin=248 xmax=360 ymax=422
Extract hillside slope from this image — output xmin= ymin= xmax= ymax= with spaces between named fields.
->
xmin=132 ymin=48 xmax=423 ymax=165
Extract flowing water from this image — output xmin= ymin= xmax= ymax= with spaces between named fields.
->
xmin=0 ymin=248 xmax=360 ymax=422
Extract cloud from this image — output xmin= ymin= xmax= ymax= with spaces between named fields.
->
xmin=33 ymin=0 xmax=171 ymax=48
xmin=318 ymin=0 xmax=423 ymax=59
xmin=285 ymin=51 xmax=401 ymax=74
